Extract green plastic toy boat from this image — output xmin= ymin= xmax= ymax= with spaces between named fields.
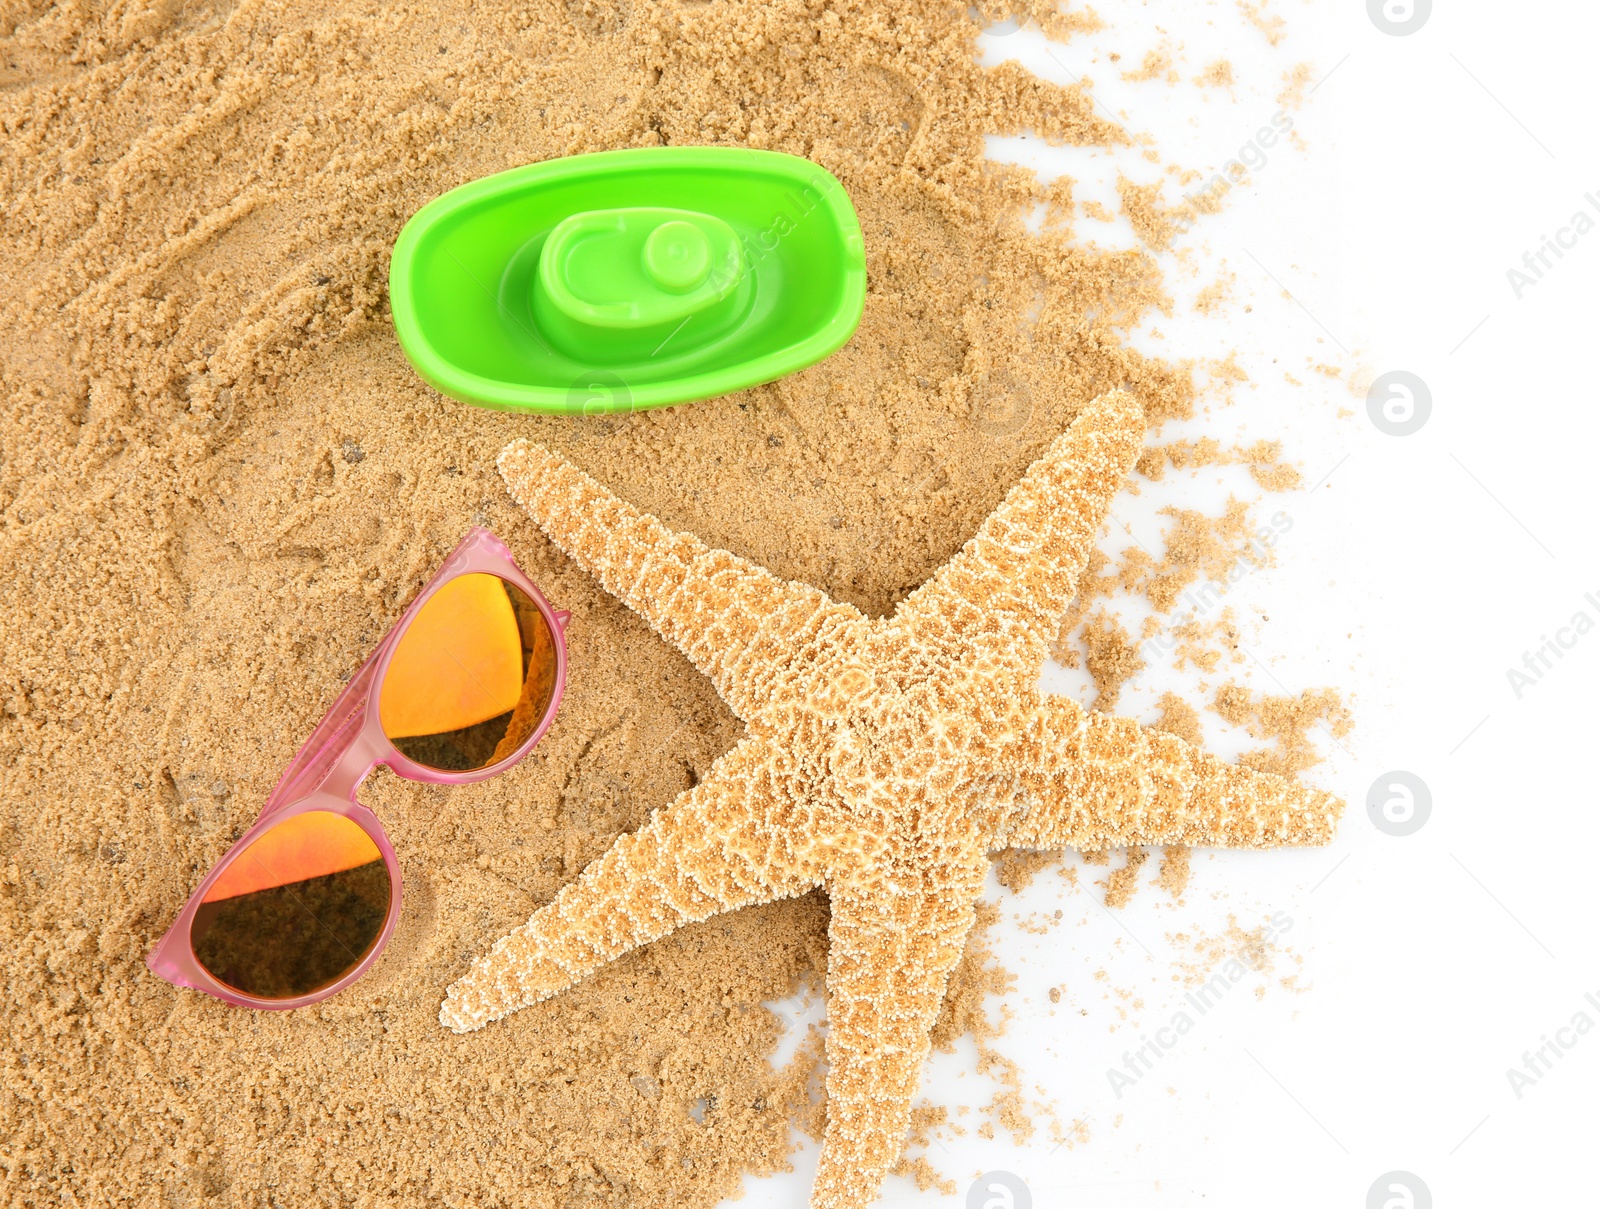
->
xmin=389 ymin=147 xmax=867 ymax=414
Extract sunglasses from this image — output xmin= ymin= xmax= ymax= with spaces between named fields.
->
xmin=146 ymin=527 xmax=568 ymax=1009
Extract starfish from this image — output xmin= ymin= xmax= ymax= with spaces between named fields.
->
xmin=441 ymin=389 xmax=1342 ymax=1208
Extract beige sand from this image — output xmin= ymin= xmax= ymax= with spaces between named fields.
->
xmin=1 ymin=0 xmax=1299 ymax=1204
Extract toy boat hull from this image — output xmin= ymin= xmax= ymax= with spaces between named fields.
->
xmin=389 ymin=147 xmax=866 ymax=414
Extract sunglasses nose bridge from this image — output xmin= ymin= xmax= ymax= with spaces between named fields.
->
xmin=310 ymin=719 xmax=387 ymax=803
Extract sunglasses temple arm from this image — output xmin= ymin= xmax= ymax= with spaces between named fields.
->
xmin=258 ymin=656 xmax=382 ymax=820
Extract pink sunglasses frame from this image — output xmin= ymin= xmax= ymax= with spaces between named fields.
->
xmin=145 ymin=526 xmax=569 ymax=1010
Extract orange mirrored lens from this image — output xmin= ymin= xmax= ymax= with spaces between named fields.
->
xmin=379 ymin=573 xmax=524 ymax=739
xmin=190 ymin=811 xmax=390 ymax=999
xmin=202 ymin=810 xmax=380 ymax=903
xmin=379 ymin=574 xmax=557 ymax=772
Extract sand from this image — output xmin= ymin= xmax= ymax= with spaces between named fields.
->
xmin=2 ymin=0 xmax=1322 ymax=1204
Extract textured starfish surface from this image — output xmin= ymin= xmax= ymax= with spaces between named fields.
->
xmin=441 ymin=390 xmax=1343 ymax=1208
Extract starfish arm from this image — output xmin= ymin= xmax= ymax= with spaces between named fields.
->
xmin=810 ymin=881 xmax=983 ymax=1209
xmin=439 ymin=736 xmax=824 ymax=1032
xmin=989 ymin=695 xmax=1343 ymax=850
xmin=499 ymin=439 xmax=866 ymax=726
xmin=891 ymin=389 xmax=1145 ymax=681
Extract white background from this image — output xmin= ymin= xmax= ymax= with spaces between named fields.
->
xmin=732 ymin=1 xmax=1598 ymax=1205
